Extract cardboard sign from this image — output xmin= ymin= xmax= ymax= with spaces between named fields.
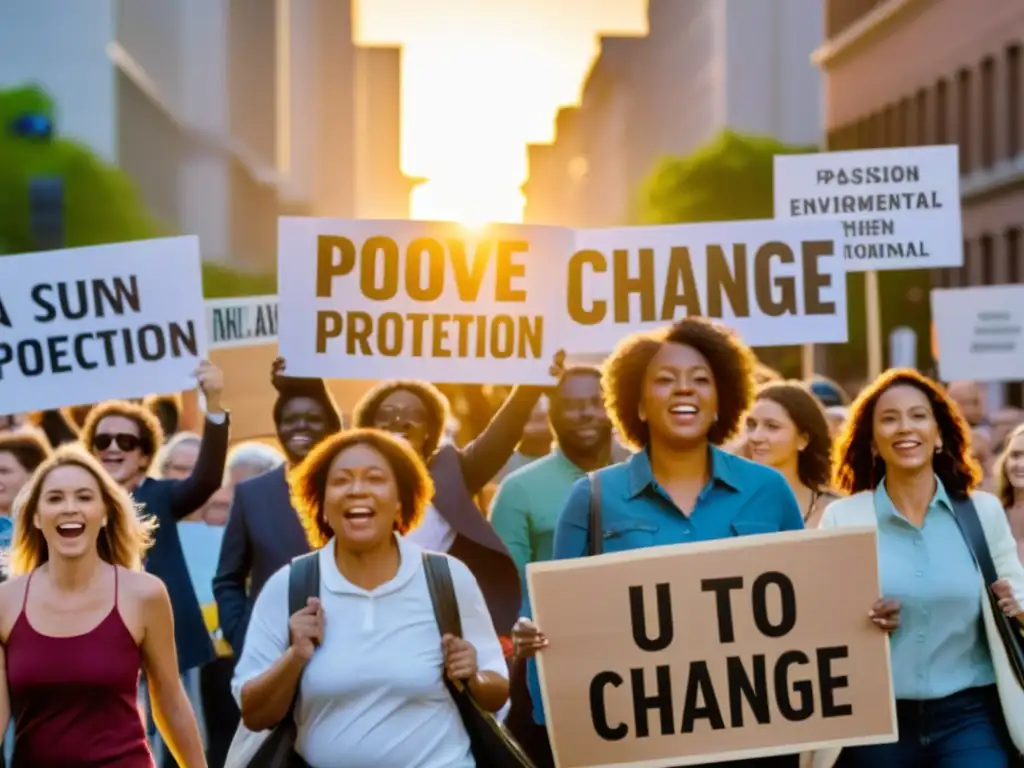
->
xmin=527 ymin=528 xmax=896 ymax=767
xmin=568 ymin=219 xmax=847 ymax=353
xmin=0 ymin=237 xmax=206 ymax=412
xmin=931 ymin=285 xmax=1024 ymax=381
xmin=206 ymin=295 xmax=278 ymax=349
xmin=277 ymin=217 xmax=573 ymax=384
xmin=773 ymin=145 xmax=962 ymax=272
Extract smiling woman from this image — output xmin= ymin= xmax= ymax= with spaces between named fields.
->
xmin=513 ymin=317 xmax=808 ymax=768
xmin=0 ymin=445 xmax=206 ymax=767
xmin=821 ymin=369 xmax=1024 ymax=767
xmin=233 ymin=428 xmax=511 ymax=767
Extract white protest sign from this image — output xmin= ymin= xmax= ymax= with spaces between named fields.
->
xmin=277 ymin=217 xmax=572 ymax=384
xmin=0 ymin=237 xmax=206 ymax=412
xmin=206 ymin=295 xmax=278 ymax=349
xmin=773 ymin=145 xmax=962 ymax=272
xmin=567 ymin=218 xmax=847 ymax=353
xmin=930 ymin=285 xmax=1024 ymax=382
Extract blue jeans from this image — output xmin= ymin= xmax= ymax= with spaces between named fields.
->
xmin=836 ymin=685 xmax=1014 ymax=768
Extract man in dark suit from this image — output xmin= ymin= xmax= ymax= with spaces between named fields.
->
xmin=213 ymin=364 xmax=342 ymax=655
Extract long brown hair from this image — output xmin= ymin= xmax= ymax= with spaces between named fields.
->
xmin=832 ymin=368 xmax=980 ymax=496
xmin=753 ymin=381 xmax=833 ymax=491
xmin=10 ymin=445 xmax=156 ymax=575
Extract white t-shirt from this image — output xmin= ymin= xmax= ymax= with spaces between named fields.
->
xmin=403 ymin=503 xmax=456 ymax=552
xmin=232 ymin=535 xmax=507 ymax=768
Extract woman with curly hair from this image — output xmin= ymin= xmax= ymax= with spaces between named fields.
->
xmin=232 ymin=429 xmax=508 ymax=767
xmin=744 ymin=381 xmax=838 ymax=527
xmin=817 ymin=368 xmax=1024 ymax=767
xmin=0 ymin=446 xmax=205 ymax=767
xmin=513 ymin=317 xmax=805 ymax=768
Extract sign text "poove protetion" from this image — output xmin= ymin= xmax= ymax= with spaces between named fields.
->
xmin=313 ymin=234 xmax=543 ymax=360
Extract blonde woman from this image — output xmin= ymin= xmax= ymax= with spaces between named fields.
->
xmin=0 ymin=445 xmax=206 ymax=767
xmin=994 ymin=423 xmax=1024 ymax=561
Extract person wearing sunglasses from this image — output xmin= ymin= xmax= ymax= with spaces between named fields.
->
xmin=79 ymin=360 xmax=230 ymax=768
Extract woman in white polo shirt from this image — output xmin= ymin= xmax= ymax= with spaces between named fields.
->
xmin=232 ymin=428 xmax=509 ymax=768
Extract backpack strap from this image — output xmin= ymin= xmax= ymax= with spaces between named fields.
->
xmin=423 ymin=552 xmax=462 ymax=638
xmin=588 ymin=471 xmax=603 ymax=556
xmin=284 ymin=551 xmax=321 ymax=717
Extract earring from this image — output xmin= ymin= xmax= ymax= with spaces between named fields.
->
xmin=102 ymin=519 xmax=108 ymax=527
xmin=934 ymin=442 xmax=943 ymax=454
xmin=713 ymin=413 xmax=719 ymax=422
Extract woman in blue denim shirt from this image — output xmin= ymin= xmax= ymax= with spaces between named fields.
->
xmin=513 ymin=318 xmax=811 ymax=768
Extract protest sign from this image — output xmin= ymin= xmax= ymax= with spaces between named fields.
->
xmin=773 ymin=145 xmax=961 ymax=272
xmin=206 ymin=295 xmax=278 ymax=349
xmin=567 ymin=218 xmax=847 ymax=353
xmin=277 ymin=217 xmax=572 ymax=384
xmin=931 ymin=284 xmax=1024 ymax=382
xmin=527 ymin=528 xmax=895 ymax=768
xmin=0 ymin=237 xmax=206 ymax=412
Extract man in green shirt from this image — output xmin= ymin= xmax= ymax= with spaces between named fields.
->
xmin=489 ymin=366 xmax=615 ymax=585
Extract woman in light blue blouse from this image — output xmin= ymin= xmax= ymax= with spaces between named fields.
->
xmin=821 ymin=368 xmax=1024 ymax=767
xmin=514 ymin=318 xmax=807 ymax=768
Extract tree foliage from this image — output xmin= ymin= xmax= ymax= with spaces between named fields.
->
xmin=635 ymin=131 xmax=816 ymax=225
xmin=633 ymin=131 xmax=819 ymax=376
xmin=0 ymin=84 xmax=274 ymax=298
xmin=633 ymin=130 xmax=934 ymax=384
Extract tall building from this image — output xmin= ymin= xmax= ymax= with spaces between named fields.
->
xmin=354 ymin=46 xmax=424 ymax=219
xmin=818 ymin=0 xmax=1024 ymax=400
xmin=0 ymin=0 xmax=118 ymax=161
xmin=0 ymin=0 xmax=402 ymax=273
xmin=523 ymin=0 xmax=822 ymax=227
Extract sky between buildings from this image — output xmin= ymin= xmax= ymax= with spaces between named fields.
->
xmin=356 ymin=0 xmax=647 ymax=224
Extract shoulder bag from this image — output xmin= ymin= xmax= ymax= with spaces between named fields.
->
xmin=949 ymin=495 xmax=1024 ymax=758
xmin=238 ymin=552 xmax=319 ymax=768
xmin=422 ymin=552 xmax=536 ymax=768
xmin=588 ymin=471 xmax=603 ymax=556
xmin=949 ymin=495 xmax=1024 ymax=687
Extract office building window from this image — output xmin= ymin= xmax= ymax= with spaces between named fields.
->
xmin=856 ymin=116 xmax=871 ymax=148
xmin=981 ymin=57 xmax=995 ymax=167
xmin=869 ymin=111 xmax=884 ymax=147
xmin=979 ymin=234 xmax=995 ymax=285
xmin=914 ymin=89 xmax=928 ymax=145
xmin=896 ymin=98 xmax=910 ymax=146
xmin=936 ymin=78 xmax=949 ymax=143
xmin=957 ymin=68 xmax=972 ymax=172
xmin=1008 ymin=44 xmax=1020 ymax=157
xmin=957 ymin=239 xmax=971 ymax=286
xmin=883 ymin=104 xmax=896 ymax=146
xmin=1007 ymin=228 xmax=1021 ymax=284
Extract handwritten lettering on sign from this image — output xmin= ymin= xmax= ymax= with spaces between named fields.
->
xmin=527 ymin=528 xmax=896 ymax=768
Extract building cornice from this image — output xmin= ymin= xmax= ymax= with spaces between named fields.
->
xmin=812 ymin=0 xmax=932 ymax=69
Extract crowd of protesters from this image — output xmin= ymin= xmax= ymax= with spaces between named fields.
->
xmin=0 ymin=317 xmax=1022 ymax=767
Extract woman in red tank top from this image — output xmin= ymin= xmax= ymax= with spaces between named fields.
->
xmin=0 ymin=445 xmax=206 ymax=767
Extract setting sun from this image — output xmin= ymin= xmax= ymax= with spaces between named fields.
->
xmin=355 ymin=0 xmax=647 ymax=223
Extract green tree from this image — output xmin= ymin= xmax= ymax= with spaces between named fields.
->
xmin=634 ymin=130 xmax=934 ymax=385
xmin=0 ymin=84 xmax=274 ymax=298
xmin=633 ymin=131 xmax=819 ymax=376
